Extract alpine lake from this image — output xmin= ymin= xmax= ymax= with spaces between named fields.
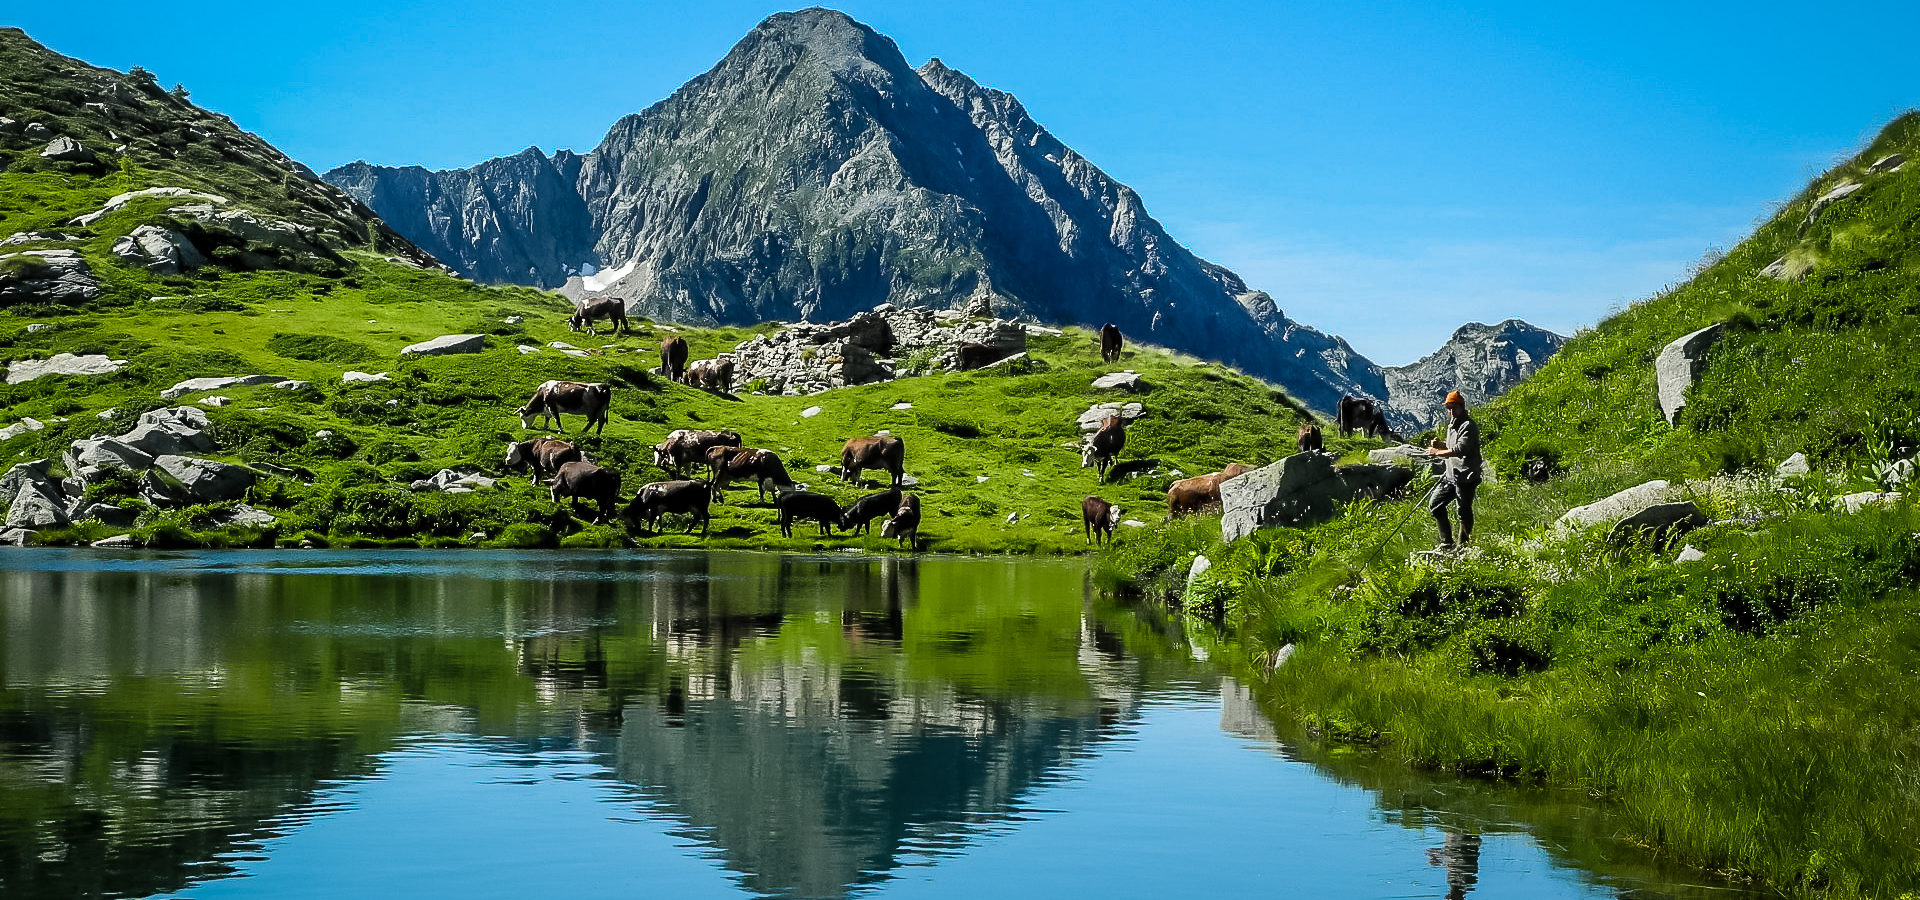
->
xmin=0 ymin=550 xmax=1762 ymax=899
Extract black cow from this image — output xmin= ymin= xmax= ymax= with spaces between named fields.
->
xmin=1081 ymin=415 xmax=1127 ymax=479
xmin=1082 ymin=496 xmax=1122 ymax=546
xmin=504 ymin=436 xmax=583 ymax=485
xmin=623 ymin=480 xmax=711 ymax=535
xmin=777 ymin=491 xmax=844 ymax=537
xmin=660 ymin=336 xmax=688 ymax=383
xmin=841 ymin=488 xmax=902 ymax=535
xmin=551 ymin=461 xmax=620 ymax=524
xmin=570 ymin=297 xmax=630 ymax=335
xmin=1099 ymin=323 xmax=1123 ymax=362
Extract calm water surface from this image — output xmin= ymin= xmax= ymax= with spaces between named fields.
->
xmin=0 ymin=551 xmax=1757 ymax=899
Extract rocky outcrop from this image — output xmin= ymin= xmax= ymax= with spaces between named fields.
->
xmin=727 ymin=304 xmax=1025 ymax=394
xmin=1656 ymin=324 xmax=1723 ymax=425
xmin=1382 ymin=319 xmax=1566 ymax=431
xmin=0 ymin=249 xmax=100 ymax=306
xmin=6 ymin=351 xmax=127 ymax=384
xmin=153 ymin=454 xmax=255 ymax=503
xmin=1219 ymin=453 xmax=1415 ymax=541
xmin=110 ymin=224 xmax=206 ymax=274
xmin=322 ymin=9 xmax=1386 ymax=419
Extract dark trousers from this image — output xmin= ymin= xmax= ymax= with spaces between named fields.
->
xmin=1429 ymin=471 xmax=1480 ymax=546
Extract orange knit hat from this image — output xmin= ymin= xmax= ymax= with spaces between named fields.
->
xmin=1445 ymin=391 xmax=1464 ymax=404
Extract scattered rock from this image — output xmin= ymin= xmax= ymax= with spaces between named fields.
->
xmin=1775 ymin=453 xmax=1811 ymax=478
xmin=1267 ymin=643 xmax=1297 ymax=672
xmin=342 ymin=371 xmax=390 ymax=383
xmin=77 ymin=503 xmax=139 ymax=528
xmin=271 ymin=380 xmax=311 ymax=391
xmin=409 ymin=469 xmax=497 ymax=493
xmin=1187 ymin=555 xmax=1212 ymax=583
xmin=980 ymin=351 xmax=1039 ymax=372
xmin=547 ymin=341 xmax=581 ymax=351
xmin=889 ymin=402 xmax=913 ymax=410
xmin=976 ymin=475 xmax=989 ymax=483
xmin=1366 ymin=444 xmax=1435 ymax=466
xmin=1023 ymin=324 xmax=1064 ymax=337
xmin=962 ymin=292 xmax=994 ymax=319
xmin=0 ymin=418 xmax=45 ymax=441
xmin=0 ymin=232 xmax=78 ymax=248
xmin=110 ymin=225 xmax=206 ymax=275
xmin=40 ymin=136 xmax=97 ymax=163
xmin=1077 ymin=402 xmax=1145 ymax=431
xmin=5 ymin=480 xmax=68 ymax=529
xmin=401 ymin=334 xmax=486 ymax=356
xmin=1091 ymin=371 xmax=1146 ymax=392
xmin=153 ymin=455 xmax=256 ymax=503
xmin=0 ymin=527 xmax=34 ymax=546
xmin=71 ymin=187 xmax=229 ymax=227
xmin=801 ymin=406 xmax=823 ymax=418
xmin=1121 ymin=519 xmax=1146 ymax=528
xmin=1804 ymin=181 xmax=1862 ymax=228
xmin=24 ymin=322 xmax=53 ymax=332
xmin=160 ymin=374 xmax=285 ymax=400
xmin=1869 ymin=153 xmax=1906 ymax=174
xmin=516 ymin=345 xmax=539 ymax=355
xmin=0 ymin=249 xmax=101 ymax=306
xmin=6 ymin=351 xmax=127 ymax=385
xmin=65 ymin=438 xmax=155 ymax=474
xmin=1837 ymin=491 xmax=1901 ymax=513
xmin=1655 ymin=324 xmax=1723 ymax=425
xmin=90 ymin=534 xmax=138 ymax=549
xmin=504 ymin=316 xmax=524 ymax=325
xmin=1554 ymin=480 xmax=1677 ymax=534
xmin=222 ymin=505 xmax=278 ymax=528
xmin=22 ymin=123 xmax=51 ymax=140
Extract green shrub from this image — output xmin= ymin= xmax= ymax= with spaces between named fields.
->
xmin=488 ymin=523 xmax=557 ymax=549
xmin=266 ymin=332 xmax=376 ymax=363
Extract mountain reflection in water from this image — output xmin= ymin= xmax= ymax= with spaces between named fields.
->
xmin=0 ymin=551 xmax=1759 ymax=899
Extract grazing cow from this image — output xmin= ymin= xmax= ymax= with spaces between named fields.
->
xmin=1082 ymin=496 xmax=1122 ymax=546
xmin=1080 ymin=415 xmax=1127 ymax=479
xmin=776 ymin=491 xmax=843 ymax=537
xmin=653 ymin=429 xmax=742 ymax=475
xmin=1099 ymin=323 xmax=1123 ymax=362
xmin=881 ymin=493 xmax=921 ymax=547
xmin=711 ymin=447 xmax=795 ymax=503
xmin=660 ymin=336 xmax=689 ymax=383
xmin=684 ymin=357 xmax=734 ymax=392
xmin=622 ymin=480 xmax=711 ymax=535
xmin=1166 ymin=463 xmax=1255 ymax=517
xmin=550 ymin=461 xmax=621 ymax=524
xmin=518 ymin=380 xmax=611 ymax=435
xmin=1296 ymin=423 xmax=1323 ymax=454
xmin=569 ymin=297 xmax=630 ymax=335
xmin=955 ymin=342 xmax=1008 ymax=371
xmin=841 ymin=435 xmax=906 ymax=486
xmin=1337 ymin=395 xmax=1400 ymax=441
xmin=841 ymin=488 xmax=902 ymax=535
xmin=503 ymin=436 xmax=583 ymax=485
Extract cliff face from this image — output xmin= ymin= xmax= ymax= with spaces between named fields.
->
xmin=324 ymin=9 xmax=1388 ymax=416
xmin=1383 ymin=319 xmax=1567 ymax=431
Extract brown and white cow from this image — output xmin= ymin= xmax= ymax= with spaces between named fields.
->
xmin=550 ymin=460 xmax=621 ymax=524
xmin=623 ymin=480 xmax=711 ymax=535
xmin=881 ymin=493 xmax=921 ymax=547
xmin=841 ymin=435 xmax=905 ymax=486
xmin=1081 ymin=415 xmax=1127 ymax=479
xmin=504 ymin=436 xmax=584 ymax=485
xmin=1296 ymin=423 xmax=1324 ymax=454
xmin=1099 ymin=323 xmax=1123 ymax=362
xmin=684 ymin=357 xmax=734 ymax=392
xmin=653 ymin=429 xmax=742 ymax=476
xmin=709 ymin=447 xmax=795 ymax=503
xmin=569 ymin=297 xmax=630 ymax=335
xmin=1166 ymin=463 xmax=1254 ymax=517
xmin=1082 ymin=496 xmax=1122 ymax=546
xmin=660 ymin=336 xmax=689 ymax=383
xmin=518 ymin=381 xmax=611 ymax=435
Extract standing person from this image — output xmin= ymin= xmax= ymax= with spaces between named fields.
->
xmin=1427 ymin=390 xmax=1482 ymax=550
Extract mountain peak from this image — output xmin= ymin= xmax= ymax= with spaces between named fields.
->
xmin=738 ymin=8 xmax=904 ymax=72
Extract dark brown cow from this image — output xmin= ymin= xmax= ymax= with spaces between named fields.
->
xmin=841 ymin=435 xmax=905 ymax=486
xmin=1337 ymin=395 xmax=1399 ymax=440
xmin=622 ymin=480 xmax=710 ymax=535
xmin=550 ymin=461 xmax=621 ymax=524
xmin=653 ymin=429 xmax=742 ymax=475
xmin=1081 ymin=415 xmax=1127 ymax=479
xmin=955 ymin=342 xmax=1008 ymax=371
xmin=504 ymin=436 xmax=583 ymax=485
xmin=1166 ymin=463 xmax=1254 ymax=517
xmin=569 ymin=297 xmax=630 ymax=335
xmin=710 ymin=447 xmax=795 ymax=503
xmin=518 ymin=380 xmax=611 ymax=435
xmin=841 ymin=488 xmax=902 ymax=535
xmin=660 ymin=336 xmax=689 ymax=383
xmin=1082 ymin=496 xmax=1122 ymax=546
xmin=881 ymin=493 xmax=921 ymax=547
xmin=684 ymin=357 xmax=734 ymax=392
xmin=1099 ymin=323 xmax=1123 ymax=362
xmin=1296 ymin=423 xmax=1323 ymax=454
xmin=777 ymin=491 xmax=843 ymax=537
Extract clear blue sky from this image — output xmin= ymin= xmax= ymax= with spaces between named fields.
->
xmin=14 ymin=1 xmax=1918 ymax=363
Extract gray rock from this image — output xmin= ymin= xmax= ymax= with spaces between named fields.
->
xmin=0 ymin=232 xmax=78 ymax=247
xmin=223 ymin=504 xmax=278 ymax=528
xmin=1655 ymin=324 xmax=1723 ymax=425
xmin=110 ymin=225 xmax=205 ymax=275
xmin=1869 ymin=153 xmax=1906 ymax=174
xmin=0 ymin=117 xmax=17 ymax=134
xmin=72 ymin=187 xmax=229 ymax=227
xmin=0 ymin=528 xmax=35 ymax=546
xmin=801 ymin=406 xmax=823 ymax=418
xmin=77 ymin=503 xmax=141 ymax=527
xmin=962 ymin=292 xmax=994 ymax=319
xmin=119 ymin=406 xmax=215 ymax=457
xmin=1674 ymin=544 xmax=1706 ymax=563
xmin=6 ymin=480 xmax=68 ymax=529
xmin=1077 ymin=402 xmax=1145 ymax=432
xmin=153 ymin=455 xmax=256 ymax=503
xmin=65 ymin=438 xmax=155 ymax=474
xmin=402 ymin=334 xmax=487 ymax=356
xmin=516 ymin=345 xmax=540 ymax=355
xmin=1268 ymin=643 xmax=1297 ymax=671
xmin=1367 ymin=444 xmax=1433 ymax=466
xmin=0 ymin=417 xmax=45 ymax=441
xmin=1553 ymin=480 xmax=1677 ymax=534
xmin=1186 ymin=554 xmax=1212 ymax=583
xmin=170 ymin=205 xmax=326 ymax=260
xmin=1091 ymin=371 xmax=1146 ymax=392
xmin=1837 ymin=491 xmax=1901 ymax=513
xmin=270 ymin=379 xmax=311 ymax=391
xmin=1776 ymin=453 xmax=1811 ymax=477
xmin=40 ymin=136 xmax=97 ymax=163
xmin=1804 ymin=181 xmax=1862 ymax=227
xmin=1759 ymin=256 xmax=1795 ymax=280
xmin=1382 ymin=319 xmax=1567 ymax=432
xmin=6 ymin=351 xmax=126 ymax=384
xmin=160 ymin=374 xmax=284 ymax=400
xmin=1873 ymin=457 xmax=1915 ymax=488
xmin=1606 ymin=501 xmax=1708 ymax=545
xmin=504 ymin=315 xmax=524 ymax=324
xmin=1220 ymin=453 xmax=1341 ymax=541
xmin=90 ymin=533 xmax=139 ymax=549
xmin=341 ymin=371 xmax=390 ymax=383
xmin=0 ymin=249 xmax=101 ymax=307
xmin=22 ymin=122 xmax=51 ymax=140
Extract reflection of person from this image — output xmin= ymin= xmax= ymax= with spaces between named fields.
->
xmin=1426 ymin=391 xmax=1482 ymax=551
xmin=1425 ymin=829 xmax=1483 ymax=900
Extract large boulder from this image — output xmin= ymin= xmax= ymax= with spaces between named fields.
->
xmin=401 ymin=334 xmax=487 ymax=356
xmin=0 ymin=460 xmax=56 ymax=518
xmin=0 ymin=249 xmax=101 ymax=306
xmin=1337 ymin=463 xmax=1418 ymax=500
xmin=0 ymin=417 xmax=45 ymax=441
xmin=1220 ymin=452 xmax=1344 ymax=541
xmin=1553 ymin=480 xmax=1677 ymax=534
xmin=1803 ymin=181 xmax=1862 ymax=227
xmin=6 ymin=351 xmax=127 ymax=385
xmin=40 ymin=135 xmax=96 ymax=163
xmin=5 ymin=479 xmax=68 ymax=529
xmin=153 ymin=455 xmax=256 ymax=503
xmin=111 ymin=225 xmax=206 ymax=275
xmin=1655 ymin=324 xmax=1723 ymax=425
xmin=64 ymin=438 xmax=155 ymax=475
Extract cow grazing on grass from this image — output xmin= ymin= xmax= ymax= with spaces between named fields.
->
xmin=777 ymin=491 xmax=843 ymax=537
xmin=550 ymin=461 xmax=621 ymax=524
xmin=660 ymin=336 xmax=689 ymax=383
xmin=1099 ymin=323 xmax=1123 ymax=362
xmin=1082 ymin=496 xmax=1122 ymax=546
xmin=622 ymin=480 xmax=711 ymax=535
xmin=504 ymin=436 xmax=583 ymax=485
xmin=1081 ymin=415 xmax=1127 ymax=479
xmin=1166 ymin=464 xmax=1254 ymax=517
xmin=653 ymin=429 xmax=742 ymax=476
xmin=684 ymin=357 xmax=734 ymax=392
xmin=841 ymin=435 xmax=905 ymax=486
xmin=1296 ymin=423 xmax=1323 ymax=454
xmin=570 ymin=297 xmax=630 ymax=335
xmin=841 ymin=488 xmax=902 ymax=535
xmin=1337 ymin=395 xmax=1399 ymax=441
xmin=710 ymin=447 xmax=795 ymax=503
xmin=881 ymin=493 xmax=921 ymax=547
xmin=955 ymin=342 xmax=1008 ymax=371
xmin=518 ymin=381 xmax=611 ymax=435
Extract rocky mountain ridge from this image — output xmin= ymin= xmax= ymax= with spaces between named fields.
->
xmin=1383 ymin=319 xmax=1567 ymax=431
